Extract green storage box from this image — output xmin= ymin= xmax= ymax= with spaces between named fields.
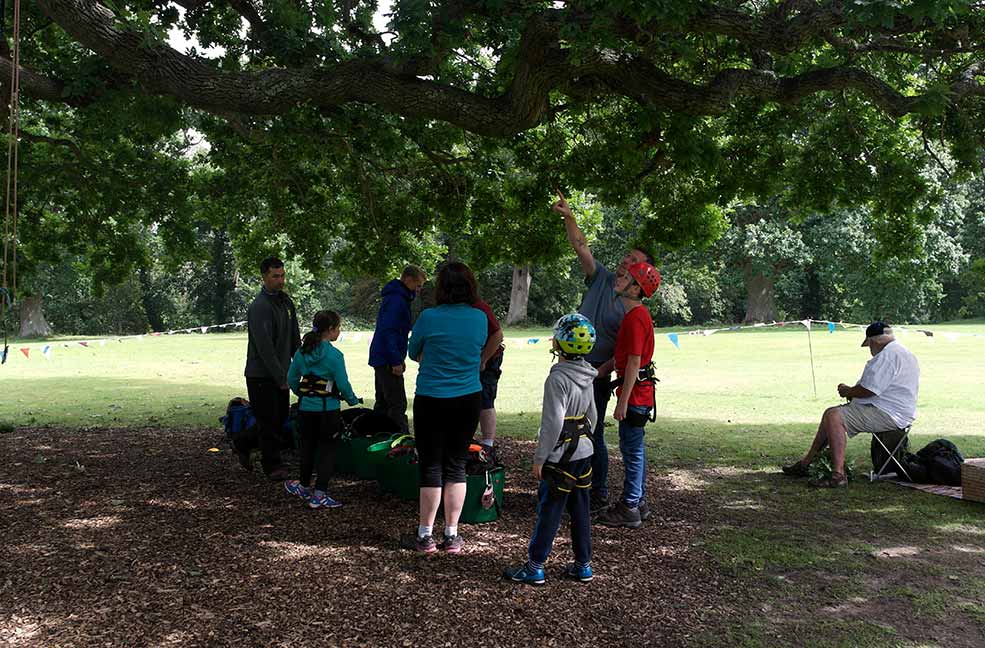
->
xmin=366 ymin=434 xmax=414 ymax=466
xmin=377 ymin=453 xmax=420 ymax=501
xmin=340 ymin=433 xmax=391 ymax=480
xmin=459 ymin=466 xmax=504 ymax=524
xmin=335 ymin=438 xmax=355 ymax=476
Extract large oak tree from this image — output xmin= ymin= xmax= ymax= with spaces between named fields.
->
xmin=6 ymin=1 xmax=985 ymax=290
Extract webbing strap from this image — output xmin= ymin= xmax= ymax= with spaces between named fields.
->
xmin=555 ymin=415 xmax=589 ymax=465
xmin=298 ymin=374 xmax=342 ymax=412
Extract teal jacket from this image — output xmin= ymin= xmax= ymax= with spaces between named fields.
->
xmin=408 ymin=303 xmax=487 ymax=398
xmin=287 ymin=341 xmax=359 ymax=412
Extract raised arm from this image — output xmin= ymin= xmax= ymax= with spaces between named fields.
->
xmin=552 ymin=190 xmax=596 ymax=278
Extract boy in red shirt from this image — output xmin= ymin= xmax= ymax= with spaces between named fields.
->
xmin=597 ymin=262 xmax=660 ymax=529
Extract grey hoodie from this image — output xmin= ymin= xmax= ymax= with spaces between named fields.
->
xmin=534 ymin=359 xmax=598 ymax=465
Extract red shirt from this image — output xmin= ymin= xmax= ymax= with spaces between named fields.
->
xmin=614 ymin=305 xmax=655 ymax=407
xmin=473 ymin=299 xmax=504 ymax=357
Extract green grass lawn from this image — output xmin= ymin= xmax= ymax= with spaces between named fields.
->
xmin=3 ymin=322 xmax=985 ymax=646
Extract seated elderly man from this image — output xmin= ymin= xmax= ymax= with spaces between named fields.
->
xmin=782 ymin=322 xmax=920 ymax=488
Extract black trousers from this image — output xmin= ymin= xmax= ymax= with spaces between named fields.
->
xmin=373 ymin=365 xmax=409 ymax=434
xmin=413 ymin=392 xmax=481 ymax=487
xmin=298 ymin=410 xmax=341 ymax=492
xmin=246 ymin=377 xmax=288 ymax=474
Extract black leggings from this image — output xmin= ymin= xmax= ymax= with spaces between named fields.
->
xmin=413 ymin=392 xmax=481 ymax=487
xmin=298 ymin=410 xmax=341 ymax=492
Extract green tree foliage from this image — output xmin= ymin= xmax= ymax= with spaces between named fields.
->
xmin=9 ymin=0 xmax=985 ymax=281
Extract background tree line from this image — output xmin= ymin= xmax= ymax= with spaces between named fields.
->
xmin=6 ymin=158 xmax=985 ymax=337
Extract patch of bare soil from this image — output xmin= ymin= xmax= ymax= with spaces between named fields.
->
xmin=0 ymin=427 xmax=736 ymax=647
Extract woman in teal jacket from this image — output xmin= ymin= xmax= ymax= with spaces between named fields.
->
xmin=400 ymin=262 xmax=487 ymax=554
xmin=285 ymin=310 xmax=360 ymax=509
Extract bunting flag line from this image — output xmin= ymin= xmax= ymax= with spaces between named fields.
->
xmin=5 ymin=315 xmax=985 ymax=363
xmin=2 ymin=318 xmax=250 ymax=360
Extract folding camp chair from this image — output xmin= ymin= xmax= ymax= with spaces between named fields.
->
xmin=869 ymin=426 xmax=912 ymax=482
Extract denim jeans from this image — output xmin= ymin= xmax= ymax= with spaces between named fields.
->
xmin=618 ymin=406 xmax=651 ymax=508
xmin=589 ymin=365 xmax=612 ymax=498
xmin=527 ymin=457 xmax=592 ymax=568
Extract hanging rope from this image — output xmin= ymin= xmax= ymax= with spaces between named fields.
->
xmin=1 ymin=0 xmax=22 ymax=364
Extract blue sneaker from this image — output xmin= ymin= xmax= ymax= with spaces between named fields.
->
xmin=562 ymin=563 xmax=594 ymax=583
xmin=284 ymin=480 xmax=310 ymax=500
xmin=503 ymin=564 xmax=546 ymax=586
xmin=307 ymin=490 xmax=342 ymax=509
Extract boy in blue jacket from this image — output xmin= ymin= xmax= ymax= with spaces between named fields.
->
xmin=286 ymin=310 xmax=360 ymax=509
xmin=368 ymin=266 xmax=426 ymax=434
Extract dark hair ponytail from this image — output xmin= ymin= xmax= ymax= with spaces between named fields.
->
xmin=301 ymin=310 xmax=341 ymax=355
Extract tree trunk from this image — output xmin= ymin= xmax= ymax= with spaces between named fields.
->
xmin=505 ymin=265 xmax=532 ymax=326
xmin=212 ymin=227 xmax=232 ymax=324
xmin=19 ymin=294 xmax=53 ymax=338
xmin=743 ymin=269 xmax=777 ymax=323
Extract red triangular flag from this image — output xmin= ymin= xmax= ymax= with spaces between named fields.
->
xmin=79 ymin=341 xmax=89 ymax=347
xmin=20 ymin=347 xmax=29 ymax=358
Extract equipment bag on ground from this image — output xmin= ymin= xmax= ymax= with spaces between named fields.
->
xmin=900 ymin=439 xmax=965 ymax=486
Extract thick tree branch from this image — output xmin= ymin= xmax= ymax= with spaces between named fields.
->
xmin=0 ymin=56 xmax=74 ymax=104
xmin=37 ymin=0 xmax=560 ymax=136
xmin=31 ymin=0 xmax=985 ymax=137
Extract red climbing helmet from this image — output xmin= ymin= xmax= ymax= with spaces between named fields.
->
xmin=627 ymin=262 xmax=661 ymax=298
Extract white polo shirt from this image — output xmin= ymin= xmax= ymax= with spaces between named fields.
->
xmin=853 ymin=340 xmax=920 ymax=428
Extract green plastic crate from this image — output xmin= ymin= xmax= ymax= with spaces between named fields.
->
xmin=377 ymin=453 xmax=420 ymax=501
xmin=344 ymin=433 xmax=392 ymax=480
xmin=366 ymin=434 xmax=414 ymax=466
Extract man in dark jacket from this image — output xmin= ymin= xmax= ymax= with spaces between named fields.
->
xmin=369 ymin=265 xmax=426 ymax=434
xmin=244 ymin=257 xmax=301 ymax=480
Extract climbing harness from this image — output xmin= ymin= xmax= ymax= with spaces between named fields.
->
xmin=297 ymin=374 xmax=343 ymax=411
xmin=542 ymin=415 xmax=593 ymax=497
xmin=610 ymin=361 xmax=660 ymax=423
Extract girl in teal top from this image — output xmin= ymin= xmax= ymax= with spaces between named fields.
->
xmin=284 ymin=310 xmax=360 ymax=509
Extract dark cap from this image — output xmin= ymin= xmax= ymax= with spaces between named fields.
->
xmin=861 ymin=321 xmax=891 ymax=347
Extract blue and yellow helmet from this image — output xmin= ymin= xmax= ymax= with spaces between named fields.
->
xmin=553 ymin=313 xmax=597 ymax=358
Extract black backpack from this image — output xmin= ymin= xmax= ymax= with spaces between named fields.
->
xmin=900 ymin=439 xmax=964 ymax=486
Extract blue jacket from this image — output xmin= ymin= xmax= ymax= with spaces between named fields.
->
xmin=408 ymin=304 xmax=487 ymax=398
xmin=287 ymin=342 xmax=360 ymax=412
xmin=369 ymin=279 xmax=415 ymax=368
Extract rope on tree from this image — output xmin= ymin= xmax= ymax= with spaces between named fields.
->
xmin=1 ymin=0 xmax=22 ymax=364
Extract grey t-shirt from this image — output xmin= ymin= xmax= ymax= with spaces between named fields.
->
xmin=578 ymin=261 xmax=625 ymax=364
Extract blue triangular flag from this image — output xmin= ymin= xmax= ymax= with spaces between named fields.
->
xmin=527 ymin=338 xmax=540 ymax=344
xmin=667 ymin=333 xmax=679 ymax=349
xmin=828 ymin=322 xmax=835 ymax=333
